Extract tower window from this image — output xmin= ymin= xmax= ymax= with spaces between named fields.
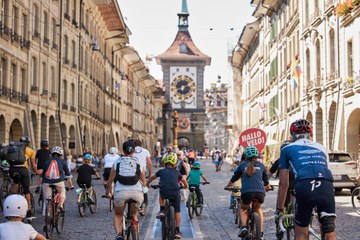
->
xmin=180 ymin=43 xmax=188 ymax=53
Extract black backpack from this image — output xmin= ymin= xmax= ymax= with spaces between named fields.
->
xmin=0 ymin=144 xmax=9 ymax=160
xmin=6 ymin=142 xmax=27 ymax=165
xmin=114 ymin=157 xmax=141 ymax=185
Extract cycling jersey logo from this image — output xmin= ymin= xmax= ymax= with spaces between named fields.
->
xmin=298 ymin=149 xmax=322 ymax=154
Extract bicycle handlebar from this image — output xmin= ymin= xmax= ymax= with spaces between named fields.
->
xmin=277 ymin=213 xmax=294 ymax=232
xmin=201 ymin=182 xmax=210 ymax=185
xmin=224 ymin=187 xmax=241 ymax=192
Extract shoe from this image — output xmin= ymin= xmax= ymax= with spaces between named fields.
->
xmin=115 ymin=233 xmax=124 ymax=240
xmin=35 ymin=186 xmax=40 ymax=194
xmin=26 ymin=209 xmax=33 ymax=218
xmin=238 ymin=226 xmax=248 ymax=238
xmin=156 ymin=210 xmax=165 ymax=219
xmin=175 ymin=230 xmax=182 ymax=239
xmin=57 ymin=207 xmax=65 ymax=213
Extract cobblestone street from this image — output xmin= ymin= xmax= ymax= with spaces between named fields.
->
xmin=1 ymin=158 xmax=359 ymax=239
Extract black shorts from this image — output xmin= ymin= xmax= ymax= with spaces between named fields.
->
xmin=9 ymin=167 xmax=30 ymax=194
xmin=103 ymin=168 xmax=111 ymax=181
xmin=77 ymin=182 xmax=92 ymax=188
xmin=160 ymin=192 xmax=181 ymax=213
xmin=294 ymin=179 xmax=335 ymax=227
xmin=188 ymin=158 xmax=195 ymax=165
xmin=241 ymin=192 xmax=265 ymax=205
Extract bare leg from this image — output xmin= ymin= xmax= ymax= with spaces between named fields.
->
xmin=114 ymin=204 xmax=126 ymax=235
xmin=175 ymin=212 xmax=181 ymax=228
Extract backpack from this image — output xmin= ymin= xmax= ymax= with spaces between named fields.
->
xmin=114 ymin=157 xmax=141 ymax=185
xmin=6 ymin=142 xmax=27 ymax=165
xmin=45 ymin=159 xmax=61 ymax=180
xmin=0 ymin=144 xmax=8 ymax=161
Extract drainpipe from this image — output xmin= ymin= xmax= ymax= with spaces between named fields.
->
xmin=77 ymin=0 xmax=84 ymax=154
xmin=57 ymin=0 xmax=65 ymax=151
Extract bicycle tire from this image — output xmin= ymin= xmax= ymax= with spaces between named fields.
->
xmin=195 ymin=203 xmax=203 ymax=216
xmin=187 ymin=193 xmax=194 ymax=218
xmin=56 ymin=206 xmax=65 ymax=234
xmin=168 ymin=206 xmax=176 ymax=240
xmin=30 ymin=192 xmax=35 ymax=215
xmin=249 ymin=212 xmax=261 ymax=240
xmin=126 ymin=225 xmax=138 ymax=240
xmin=351 ymin=187 xmax=360 ymax=215
xmin=90 ymin=190 xmax=97 ymax=214
xmin=44 ymin=201 xmax=54 ymax=239
xmin=77 ymin=192 xmax=86 ymax=217
xmin=161 ymin=216 xmax=166 ymax=240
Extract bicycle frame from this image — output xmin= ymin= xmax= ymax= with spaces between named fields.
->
xmin=278 ymin=214 xmax=321 ymax=240
xmin=123 ymin=200 xmax=139 ymax=239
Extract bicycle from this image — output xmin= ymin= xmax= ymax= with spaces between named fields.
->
xmin=225 ymin=187 xmax=241 ymax=227
xmin=139 ymin=192 xmax=148 ymax=216
xmin=351 ymin=185 xmax=360 ymax=215
xmin=76 ymin=183 xmax=98 ymax=217
xmin=187 ymin=182 xmax=209 ymax=218
xmin=43 ymin=184 xmax=66 ymax=239
xmin=0 ymin=162 xmax=11 ymax=210
xmin=151 ymin=184 xmax=177 ymax=240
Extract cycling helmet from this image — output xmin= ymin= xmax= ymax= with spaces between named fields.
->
xmin=109 ymin=147 xmax=118 ymax=154
xmin=244 ymin=146 xmax=259 ymax=159
xmin=83 ymin=153 xmax=92 ymax=160
xmin=290 ymin=119 xmax=312 ymax=136
xmin=163 ymin=153 xmax=177 ymax=165
xmin=193 ymin=162 xmax=201 ymax=169
xmin=51 ymin=146 xmax=63 ymax=156
xmin=40 ymin=139 xmax=49 ymax=147
xmin=122 ymin=140 xmax=135 ymax=154
xmin=3 ymin=194 xmax=28 ymax=218
xmin=19 ymin=136 xmax=30 ymax=143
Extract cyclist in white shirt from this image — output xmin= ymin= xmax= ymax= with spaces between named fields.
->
xmin=132 ymin=139 xmax=152 ymax=214
xmin=102 ymin=147 xmax=120 ymax=193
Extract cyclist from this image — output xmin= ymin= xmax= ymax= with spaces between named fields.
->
xmin=186 ymin=161 xmax=208 ymax=207
xmin=229 ymin=157 xmax=242 ymax=209
xmin=225 ymin=146 xmax=271 ymax=239
xmin=42 ymin=146 xmax=74 ymax=213
xmin=187 ymin=149 xmax=197 ymax=167
xmin=76 ymin=153 xmax=100 ymax=204
xmin=0 ymin=194 xmax=46 ymax=240
xmin=133 ymin=139 xmax=152 ymax=214
xmin=102 ymin=147 xmax=120 ymax=192
xmin=104 ymin=140 xmax=145 ymax=240
xmin=146 ymin=153 xmax=189 ymax=239
xmin=9 ymin=136 xmax=41 ymax=218
xmin=35 ymin=139 xmax=51 ymax=194
xmin=277 ymin=119 xmax=336 ymax=240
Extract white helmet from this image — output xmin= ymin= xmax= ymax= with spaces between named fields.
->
xmin=51 ymin=146 xmax=63 ymax=155
xmin=3 ymin=194 xmax=28 ymax=218
xmin=109 ymin=147 xmax=118 ymax=154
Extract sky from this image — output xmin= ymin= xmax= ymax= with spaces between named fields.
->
xmin=117 ymin=0 xmax=255 ymax=89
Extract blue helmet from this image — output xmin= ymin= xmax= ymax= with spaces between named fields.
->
xmin=193 ymin=162 xmax=201 ymax=169
xmin=244 ymin=146 xmax=259 ymax=159
xmin=83 ymin=153 xmax=92 ymax=160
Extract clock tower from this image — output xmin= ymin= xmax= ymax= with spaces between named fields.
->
xmin=156 ymin=0 xmax=211 ymax=150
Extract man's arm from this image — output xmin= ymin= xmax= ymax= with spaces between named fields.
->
xmin=105 ymin=165 xmax=116 ymax=196
xmin=139 ymin=169 xmax=146 ymax=186
xmin=277 ymin=169 xmax=289 ymax=210
xmin=146 ymin=174 xmax=157 ymax=187
xmin=146 ymin=156 xmax=152 ymax=176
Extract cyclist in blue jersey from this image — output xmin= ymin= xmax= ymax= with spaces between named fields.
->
xmin=277 ymin=119 xmax=336 ymax=240
xmin=225 ymin=146 xmax=271 ymax=239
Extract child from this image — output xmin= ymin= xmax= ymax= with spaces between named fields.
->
xmin=0 ymin=194 xmax=46 ymax=240
xmin=229 ymin=159 xmax=242 ymax=209
xmin=146 ymin=153 xmax=188 ymax=239
xmin=186 ymin=161 xmax=209 ymax=206
xmin=77 ymin=153 xmax=101 ymax=203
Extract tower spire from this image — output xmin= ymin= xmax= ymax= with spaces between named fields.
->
xmin=178 ymin=0 xmax=189 ymax=31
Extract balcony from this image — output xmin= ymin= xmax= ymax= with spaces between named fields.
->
xmin=11 ymin=31 xmax=20 ymax=44
xmin=0 ymin=86 xmax=11 ymax=98
xmin=72 ymin=63 xmax=77 ymax=69
xmin=20 ymin=39 xmax=30 ymax=50
xmin=41 ymin=89 xmax=48 ymax=96
xmin=43 ymin=37 xmax=50 ymax=45
xmin=63 ymin=58 xmax=70 ymax=65
xmin=62 ymin=103 xmax=68 ymax=110
xmin=20 ymin=93 xmax=29 ymax=103
xmin=30 ymin=85 xmax=39 ymax=93
xmin=72 ymin=19 xmax=78 ymax=28
xmin=33 ymin=31 xmax=41 ymax=40
xmin=70 ymin=106 xmax=76 ymax=112
xmin=64 ymin=13 xmax=71 ymax=21
xmin=1 ymin=23 xmax=11 ymax=38
xmin=50 ymin=92 xmax=57 ymax=101
xmin=52 ymin=42 xmax=58 ymax=50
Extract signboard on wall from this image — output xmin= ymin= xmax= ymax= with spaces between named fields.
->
xmin=239 ymin=128 xmax=267 ymax=152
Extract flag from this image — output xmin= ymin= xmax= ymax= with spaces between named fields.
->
xmin=291 ymin=58 xmax=301 ymax=88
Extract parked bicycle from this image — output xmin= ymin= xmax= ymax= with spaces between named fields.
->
xmin=225 ymin=186 xmax=241 ymax=227
xmin=187 ymin=182 xmax=209 ymax=218
xmin=76 ymin=183 xmax=98 ymax=217
xmin=351 ymin=185 xmax=360 ymax=215
xmin=43 ymin=185 xmax=66 ymax=239
xmin=151 ymin=184 xmax=177 ymax=240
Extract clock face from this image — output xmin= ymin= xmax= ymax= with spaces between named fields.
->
xmin=171 ymin=75 xmax=195 ymax=100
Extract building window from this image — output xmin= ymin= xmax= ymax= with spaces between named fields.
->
xmin=64 ymin=0 xmax=70 ymax=16
xmin=329 ymin=29 xmax=335 ymax=74
xmin=33 ymin=4 xmax=40 ymax=35
xmin=52 ymin=18 xmax=57 ymax=45
xmin=1 ymin=0 xmax=9 ymax=25
xmin=315 ymin=40 xmax=321 ymax=85
xmin=71 ymin=83 xmax=75 ymax=106
xmin=21 ymin=68 xmax=26 ymax=93
xmin=12 ymin=6 xmax=19 ymax=34
xmin=72 ymin=0 xmax=77 ymax=21
xmin=64 ymin=35 xmax=68 ymax=62
xmin=72 ymin=40 xmax=76 ymax=66
xmin=31 ymin=57 xmax=37 ymax=87
xmin=42 ymin=62 xmax=47 ymax=91
xmin=44 ymin=11 xmax=49 ymax=40
xmin=51 ymin=66 xmax=55 ymax=93
xmin=22 ymin=14 xmax=28 ymax=40
xmin=62 ymin=80 xmax=67 ymax=104
xmin=306 ymin=48 xmax=310 ymax=82
xmin=10 ymin=63 xmax=16 ymax=90
xmin=347 ymin=40 xmax=353 ymax=77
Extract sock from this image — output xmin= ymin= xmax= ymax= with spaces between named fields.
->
xmin=176 ymin=227 xmax=180 ymax=232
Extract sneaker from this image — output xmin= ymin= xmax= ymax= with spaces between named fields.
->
xmin=115 ymin=233 xmax=124 ymax=240
xmin=35 ymin=186 xmax=40 ymax=194
xmin=26 ymin=209 xmax=33 ymax=218
xmin=156 ymin=210 xmax=165 ymax=219
xmin=57 ymin=206 xmax=65 ymax=213
xmin=175 ymin=230 xmax=182 ymax=239
xmin=238 ymin=226 xmax=248 ymax=238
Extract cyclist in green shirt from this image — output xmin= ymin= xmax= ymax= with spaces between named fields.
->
xmin=186 ymin=162 xmax=209 ymax=206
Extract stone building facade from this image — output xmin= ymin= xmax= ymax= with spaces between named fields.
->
xmin=0 ymin=0 xmax=165 ymax=155
xmin=231 ymin=0 xmax=360 ymax=159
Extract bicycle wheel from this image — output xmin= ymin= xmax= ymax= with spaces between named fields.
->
xmin=56 ymin=206 xmax=65 ymax=234
xmin=351 ymin=187 xmax=360 ymax=215
xmin=195 ymin=193 xmax=203 ymax=216
xmin=249 ymin=212 xmax=261 ymax=240
xmin=126 ymin=225 xmax=138 ymax=240
xmin=167 ymin=206 xmax=176 ymax=240
xmin=30 ymin=193 xmax=35 ymax=214
xmin=90 ymin=190 xmax=97 ymax=214
xmin=44 ymin=201 xmax=54 ymax=239
xmin=187 ymin=193 xmax=194 ymax=218
xmin=77 ymin=192 xmax=86 ymax=217
xmin=161 ymin=216 xmax=166 ymax=240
